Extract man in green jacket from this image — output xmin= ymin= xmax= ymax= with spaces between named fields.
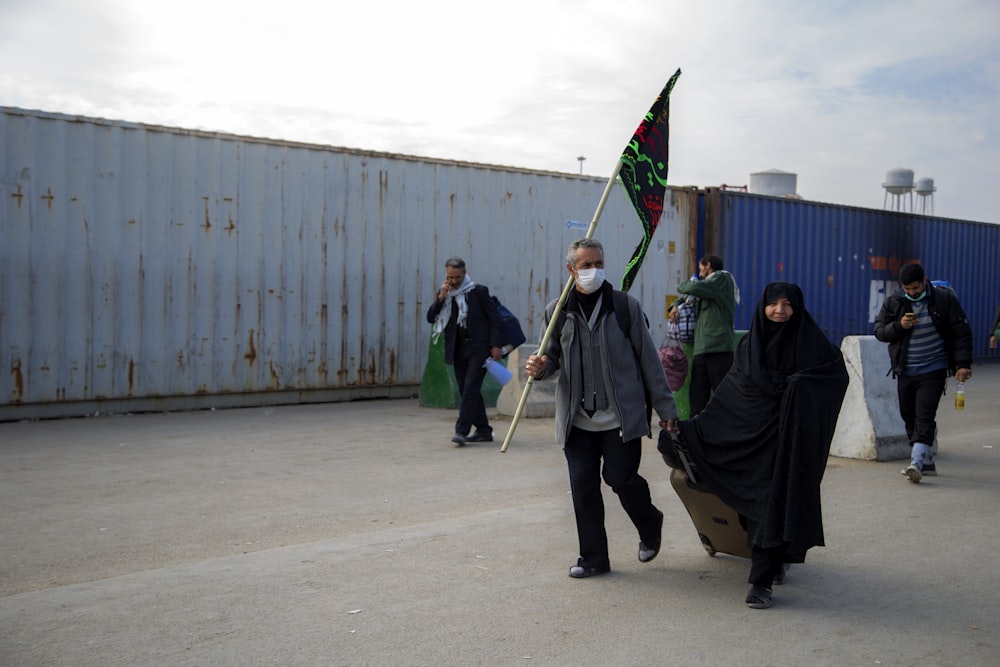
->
xmin=674 ymin=254 xmax=740 ymax=415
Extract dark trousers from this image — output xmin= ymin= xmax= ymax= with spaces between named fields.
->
xmin=748 ymin=544 xmax=788 ymax=587
xmin=689 ymin=351 xmax=734 ymax=416
xmin=897 ymin=369 xmax=947 ymax=446
xmin=452 ymin=342 xmax=490 ymax=436
xmin=563 ymin=427 xmax=661 ymax=570
xmin=744 ymin=517 xmax=788 ymax=587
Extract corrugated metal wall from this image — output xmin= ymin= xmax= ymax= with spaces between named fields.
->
xmin=706 ymin=190 xmax=1000 ymax=352
xmin=0 ymin=107 xmax=695 ymax=420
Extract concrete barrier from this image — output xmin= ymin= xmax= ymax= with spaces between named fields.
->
xmin=830 ymin=335 xmax=933 ymax=461
xmin=496 ymin=344 xmax=556 ymax=418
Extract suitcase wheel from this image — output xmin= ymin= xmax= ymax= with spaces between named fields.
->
xmin=698 ymin=535 xmax=718 ymax=557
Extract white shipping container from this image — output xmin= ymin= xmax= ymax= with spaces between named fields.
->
xmin=0 ymin=107 xmax=694 ymax=419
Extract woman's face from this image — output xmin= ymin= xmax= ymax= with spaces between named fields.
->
xmin=765 ymin=297 xmax=794 ymax=323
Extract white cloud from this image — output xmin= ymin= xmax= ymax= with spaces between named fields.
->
xmin=1 ymin=0 xmax=998 ymax=222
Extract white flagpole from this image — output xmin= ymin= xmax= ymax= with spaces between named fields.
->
xmin=500 ymin=160 xmax=624 ymax=453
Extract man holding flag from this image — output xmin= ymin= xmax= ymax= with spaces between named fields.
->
xmin=503 ymin=66 xmax=682 ymax=488
xmin=525 ymin=238 xmax=677 ymax=578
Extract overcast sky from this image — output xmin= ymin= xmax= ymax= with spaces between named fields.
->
xmin=2 ymin=0 xmax=998 ymax=223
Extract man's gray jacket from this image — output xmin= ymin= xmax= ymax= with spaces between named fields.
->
xmin=535 ymin=283 xmax=677 ymax=444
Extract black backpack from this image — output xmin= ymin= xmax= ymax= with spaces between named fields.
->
xmin=490 ymin=295 xmax=527 ymax=356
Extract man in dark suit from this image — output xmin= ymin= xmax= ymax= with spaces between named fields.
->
xmin=427 ymin=257 xmax=504 ymax=446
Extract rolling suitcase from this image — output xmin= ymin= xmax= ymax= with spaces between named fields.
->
xmin=658 ymin=430 xmax=751 ymax=559
xmin=668 ymin=467 xmax=751 ymax=558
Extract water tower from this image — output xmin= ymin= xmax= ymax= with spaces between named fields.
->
xmin=915 ymin=177 xmax=936 ymax=215
xmin=883 ymin=168 xmax=914 ymax=212
xmin=749 ymin=169 xmax=798 ymax=197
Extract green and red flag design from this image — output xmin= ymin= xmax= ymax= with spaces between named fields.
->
xmin=620 ymin=68 xmax=681 ymax=292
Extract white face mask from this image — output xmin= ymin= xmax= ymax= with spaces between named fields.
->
xmin=575 ymin=268 xmax=605 ymax=294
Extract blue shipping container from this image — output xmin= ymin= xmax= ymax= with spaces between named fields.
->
xmin=702 ymin=189 xmax=1000 ymax=358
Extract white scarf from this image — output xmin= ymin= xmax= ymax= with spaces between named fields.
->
xmin=432 ymin=274 xmax=476 ymax=342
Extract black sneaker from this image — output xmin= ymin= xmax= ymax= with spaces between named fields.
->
xmin=451 ymin=433 xmax=467 ymax=447
xmin=922 ymin=461 xmax=937 ymax=476
xmin=568 ymin=565 xmax=610 ymax=578
xmin=465 ymin=431 xmax=493 ymax=443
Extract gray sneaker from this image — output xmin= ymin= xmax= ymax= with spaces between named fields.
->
xmin=902 ymin=464 xmax=922 ymax=483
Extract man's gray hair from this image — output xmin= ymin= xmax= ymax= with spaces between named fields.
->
xmin=566 ymin=238 xmax=604 ymax=267
xmin=444 ymin=257 xmax=466 ymax=270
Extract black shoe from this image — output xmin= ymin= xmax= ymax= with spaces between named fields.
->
xmin=465 ymin=431 xmax=493 ymax=443
xmin=774 ymin=563 xmax=790 ymax=585
xmin=568 ymin=565 xmax=610 ymax=578
xmin=639 ymin=510 xmax=664 ymax=563
xmin=745 ymin=586 xmax=773 ymax=609
xmin=451 ymin=433 xmax=467 ymax=447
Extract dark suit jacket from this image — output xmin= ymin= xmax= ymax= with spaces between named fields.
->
xmin=426 ymin=285 xmax=503 ymax=365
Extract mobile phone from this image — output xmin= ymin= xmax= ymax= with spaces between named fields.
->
xmin=905 ymin=312 xmax=914 ymax=317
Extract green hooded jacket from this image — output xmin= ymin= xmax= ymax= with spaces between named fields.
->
xmin=677 ymin=270 xmax=738 ymax=356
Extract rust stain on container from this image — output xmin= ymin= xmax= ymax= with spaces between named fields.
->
xmin=379 ymin=170 xmax=388 ymax=218
xmin=318 ymin=304 xmax=329 ymax=380
xmin=41 ymin=187 xmax=54 ymax=209
xmin=202 ymin=197 xmax=211 ymax=230
xmin=361 ymin=350 xmax=377 ymax=384
xmin=10 ymin=185 xmax=24 ymax=208
xmin=127 ymin=357 xmax=135 ymax=395
xmin=244 ymin=329 xmax=257 ymax=364
xmin=10 ymin=358 xmax=23 ymax=401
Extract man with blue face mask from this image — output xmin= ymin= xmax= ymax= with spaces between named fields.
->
xmin=525 ymin=238 xmax=678 ymax=578
xmin=874 ymin=263 xmax=973 ymax=482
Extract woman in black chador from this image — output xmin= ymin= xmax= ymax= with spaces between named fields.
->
xmin=674 ymin=282 xmax=849 ymax=609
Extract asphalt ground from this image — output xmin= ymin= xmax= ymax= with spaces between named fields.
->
xmin=1 ymin=362 xmax=998 ymax=666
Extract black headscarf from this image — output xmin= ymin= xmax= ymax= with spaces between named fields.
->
xmin=677 ymin=281 xmax=849 ymax=560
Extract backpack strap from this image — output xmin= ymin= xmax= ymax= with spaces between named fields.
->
xmin=612 ymin=290 xmax=631 ymax=336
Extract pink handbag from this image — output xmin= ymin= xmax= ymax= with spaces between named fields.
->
xmin=659 ymin=342 xmax=688 ymax=391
